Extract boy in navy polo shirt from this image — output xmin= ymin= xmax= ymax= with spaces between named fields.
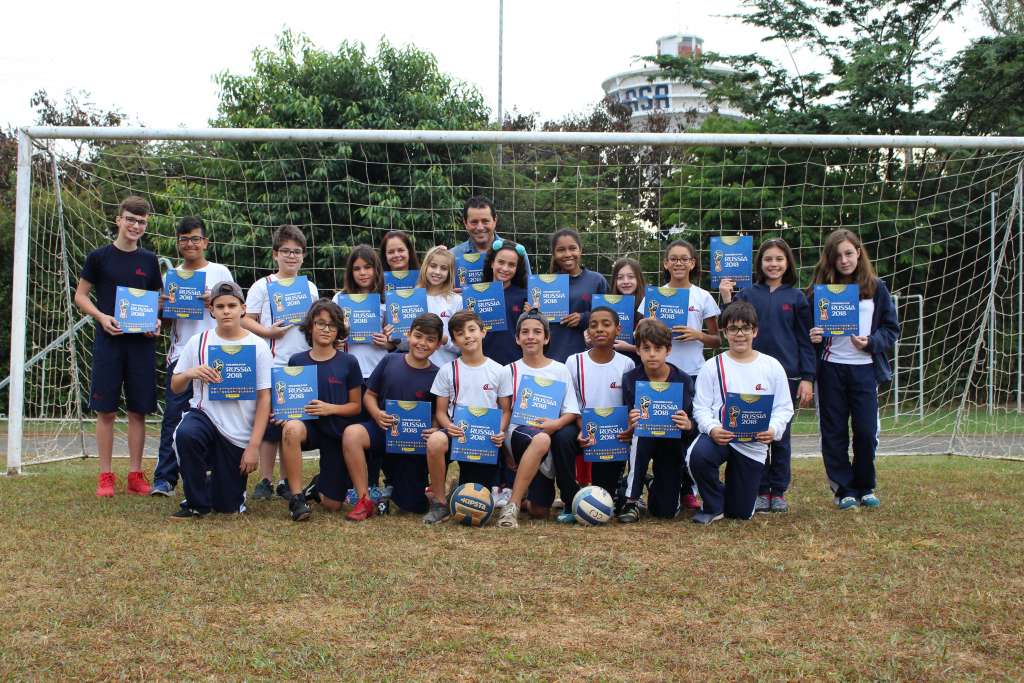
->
xmin=342 ymin=313 xmax=443 ymax=520
xmin=74 ymin=196 xmax=163 ymax=497
xmin=274 ymin=300 xmax=363 ymax=521
xmin=618 ymin=318 xmax=696 ymax=522
xmin=151 ymin=216 xmax=234 ymax=497
xmin=170 ymin=282 xmax=273 ymax=517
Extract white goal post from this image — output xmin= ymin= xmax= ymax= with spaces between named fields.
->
xmin=7 ymin=126 xmax=1024 ymax=473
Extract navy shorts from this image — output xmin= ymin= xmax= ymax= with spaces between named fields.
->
xmin=89 ymin=333 xmax=157 ymax=414
xmin=263 ymin=419 xmax=349 ymax=502
xmin=359 ymin=420 xmax=429 ymax=513
xmin=509 ymin=425 xmax=556 ymax=509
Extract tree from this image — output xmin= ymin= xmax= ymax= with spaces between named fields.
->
xmin=160 ymin=30 xmax=492 ymax=290
xmin=937 ymin=34 xmax=1024 ymax=136
xmin=979 ymin=0 xmax=1024 ymax=35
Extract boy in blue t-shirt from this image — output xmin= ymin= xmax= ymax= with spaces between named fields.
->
xmin=342 ymin=313 xmax=443 ymax=520
xmin=273 ymin=300 xmax=363 ymax=522
xmin=74 ymin=196 xmax=163 ymax=497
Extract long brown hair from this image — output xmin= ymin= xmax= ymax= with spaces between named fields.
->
xmin=343 ymin=245 xmax=384 ymax=294
xmin=610 ymin=258 xmax=646 ymax=312
xmin=754 ymin=238 xmax=797 ymax=287
xmin=808 ymin=229 xmax=877 ymax=299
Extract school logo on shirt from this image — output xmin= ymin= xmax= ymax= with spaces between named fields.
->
xmin=782 ymin=303 xmax=792 ymax=311
xmin=755 ymin=384 xmax=764 ymax=391
xmin=415 ymin=390 xmax=427 ymax=399
xmin=511 ymin=304 xmax=521 ymax=315
xmin=688 ymin=305 xmax=699 ymax=312
xmin=610 ymin=381 xmax=621 ymax=389
xmin=327 ymin=375 xmax=344 ymax=385
xmin=135 ymin=267 xmax=147 ymax=277
xmin=482 ymin=384 xmax=495 ymax=391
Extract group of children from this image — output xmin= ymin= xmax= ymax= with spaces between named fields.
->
xmin=75 ymin=194 xmax=900 ymax=524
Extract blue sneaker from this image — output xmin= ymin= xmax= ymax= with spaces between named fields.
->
xmin=860 ymin=493 xmax=881 ymax=508
xmin=555 ymin=510 xmax=576 ymax=524
xmin=149 ymin=480 xmax=174 ymax=497
xmin=836 ymin=496 xmax=859 ymax=510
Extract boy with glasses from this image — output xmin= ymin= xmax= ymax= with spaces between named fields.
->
xmin=151 ymin=217 xmax=234 ymax=496
xmin=243 ymin=225 xmax=319 ymax=499
xmin=686 ymin=301 xmax=794 ymax=524
xmin=74 ymin=196 xmax=163 ymax=497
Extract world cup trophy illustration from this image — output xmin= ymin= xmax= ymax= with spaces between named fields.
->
xmin=118 ymin=296 xmax=129 ymax=320
xmin=389 ymin=302 xmax=401 ymax=325
xmin=275 ymin=380 xmax=287 ymax=405
xmin=212 ymin=358 xmax=224 ymax=374
xmin=585 ymin=421 xmax=598 ymax=442
xmin=818 ymin=297 xmax=829 ymax=321
xmin=519 ymin=387 xmax=533 ymax=410
xmin=647 ymin=298 xmax=660 ymax=319
xmin=390 ymin=414 xmax=400 ymax=437
xmin=531 ymin=287 xmax=542 ymax=308
xmin=457 ymin=267 xmax=467 ymax=288
xmin=713 ymin=249 xmax=724 ymax=273
xmin=166 ymin=282 xmax=178 ymax=304
xmin=457 ymin=420 xmax=469 ymax=444
xmin=728 ymin=405 xmax=741 ymax=428
xmin=342 ymin=307 xmax=351 ymax=331
xmin=639 ymin=395 xmax=651 ymax=420
xmin=272 ymin=292 xmax=285 ymax=313
xmin=466 ymin=298 xmax=476 ymax=313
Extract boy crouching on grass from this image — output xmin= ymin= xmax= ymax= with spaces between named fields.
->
xmin=423 ymin=310 xmax=512 ymax=524
xmin=170 ymin=282 xmax=272 ymax=518
xmin=496 ymin=310 xmax=581 ymax=528
xmin=618 ymin=318 xmax=696 ymax=523
xmin=687 ymin=301 xmax=794 ymax=524
xmin=342 ymin=313 xmax=443 ymax=521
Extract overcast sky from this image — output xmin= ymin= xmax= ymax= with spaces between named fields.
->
xmin=3 ymin=0 xmax=991 ymax=130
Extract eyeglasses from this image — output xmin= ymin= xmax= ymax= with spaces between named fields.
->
xmin=725 ymin=325 xmax=755 ymax=336
xmin=120 ymin=216 xmax=148 ymax=227
xmin=177 ymin=235 xmax=206 ymax=244
xmin=313 ymin=321 xmax=338 ymax=331
xmin=667 ymin=256 xmax=694 ymax=264
xmin=277 ymin=248 xmax=305 ymax=257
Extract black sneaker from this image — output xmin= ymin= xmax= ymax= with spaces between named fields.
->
xmin=252 ymin=478 xmax=274 ymax=500
xmin=302 ymin=474 xmax=320 ymax=502
xmin=169 ymin=508 xmax=208 ymax=521
xmin=617 ymin=500 xmax=641 ymax=524
xmin=275 ymin=479 xmax=290 ymax=500
xmin=289 ymin=493 xmax=312 ymax=522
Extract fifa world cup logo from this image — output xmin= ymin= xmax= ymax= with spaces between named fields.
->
xmin=728 ymin=405 xmax=741 ymax=429
xmin=119 ymin=297 xmax=129 ymax=320
xmin=212 ymin=358 xmax=224 ymax=374
xmin=342 ymin=307 xmax=351 ymax=330
xmin=713 ymin=250 xmax=724 ymax=273
xmin=167 ymin=282 xmax=178 ymax=304
xmin=531 ymin=287 xmax=542 ymax=308
xmin=457 ymin=267 xmax=467 ymax=288
xmin=390 ymin=302 xmax=401 ymax=324
xmin=275 ymin=380 xmax=287 ymax=405
xmin=648 ymin=298 xmax=660 ymax=319
xmin=390 ymin=415 xmax=400 ymax=437
xmin=466 ymin=298 xmax=476 ymax=313
xmin=457 ymin=420 xmax=469 ymax=444
xmin=273 ymin=292 xmax=285 ymax=313
xmin=519 ymin=387 xmax=533 ymax=410
xmin=818 ymin=297 xmax=829 ymax=321
xmin=586 ymin=422 xmax=598 ymax=441
xmin=639 ymin=396 xmax=651 ymax=420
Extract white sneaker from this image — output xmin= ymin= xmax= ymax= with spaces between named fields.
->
xmin=497 ymin=501 xmax=520 ymax=528
xmin=493 ymin=487 xmax=512 ymax=508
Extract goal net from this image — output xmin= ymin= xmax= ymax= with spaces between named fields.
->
xmin=5 ymin=128 xmax=1024 ymax=470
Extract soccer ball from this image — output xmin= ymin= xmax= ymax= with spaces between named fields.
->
xmin=448 ymin=483 xmax=495 ymax=527
xmin=571 ymin=486 xmax=614 ymax=526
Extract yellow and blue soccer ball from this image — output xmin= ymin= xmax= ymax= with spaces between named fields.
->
xmin=448 ymin=483 xmax=494 ymax=527
xmin=571 ymin=486 xmax=614 ymax=526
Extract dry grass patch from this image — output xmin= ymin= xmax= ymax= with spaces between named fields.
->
xmin=0 ymin=456 xmax=1022 ymax=681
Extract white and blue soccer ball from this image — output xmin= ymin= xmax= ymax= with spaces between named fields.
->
xmin=571 ymin=486 xmax=614 ymax=526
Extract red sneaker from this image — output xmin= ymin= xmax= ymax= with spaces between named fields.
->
xmin=681 ymin=493 xmax=701 ymax=510
xmin=96 ymin=472 xmax=116 ymax=498
xmin=346 ymin=496 xmax=377 ymax=522
xmin=126 ymin=470 xmax=151 ymax=495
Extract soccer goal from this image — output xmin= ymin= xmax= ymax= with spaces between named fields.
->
xmin=6 ymin=127 xmax=1024 ymax=473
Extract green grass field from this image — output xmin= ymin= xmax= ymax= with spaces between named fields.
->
xmin=1 ymin=456 xmax=1022 ymax=681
